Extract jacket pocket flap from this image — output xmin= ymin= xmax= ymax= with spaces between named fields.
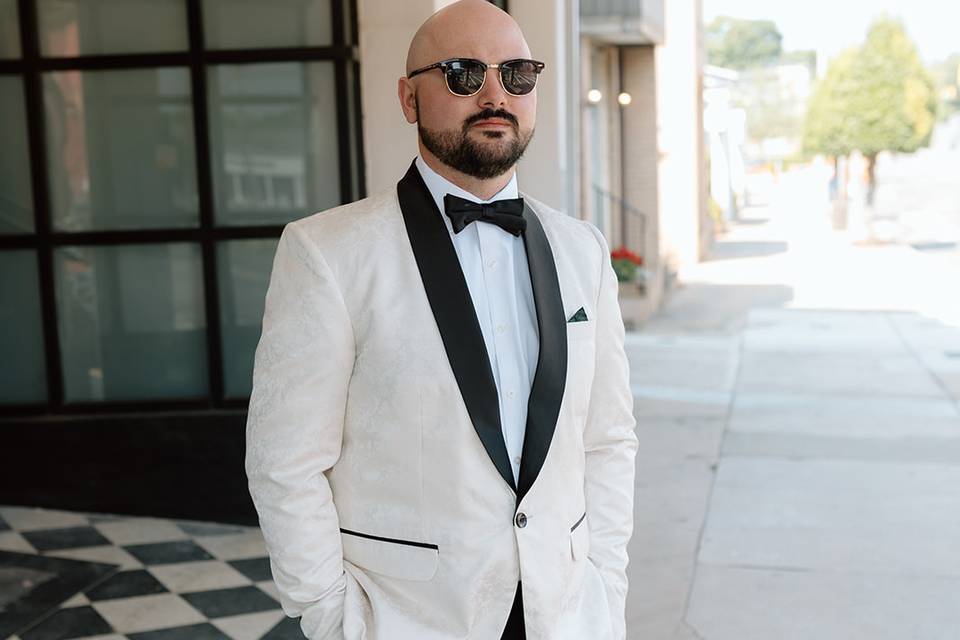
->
xmin=569 ymin=512 xmax=589 ymax=561
xmin=340 ymin=528 xmax=439 ymax=581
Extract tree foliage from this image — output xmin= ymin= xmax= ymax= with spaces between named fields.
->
xmin=707 ymin=16 xmax=782 ymax=70
xmin=803 ymin=17 xmax=938 ymax=158
xmin=802 ymin=48 xmax=860 ymax=157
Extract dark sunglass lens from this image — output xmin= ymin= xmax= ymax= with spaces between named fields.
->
xmin=446 ymin=60 xmax=486 ymax=95
xmin=501 ymin=60 xmax=539 ymax=95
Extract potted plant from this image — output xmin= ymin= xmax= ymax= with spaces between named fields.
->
xmin=611 ymin=246 xmax=645 ymax=296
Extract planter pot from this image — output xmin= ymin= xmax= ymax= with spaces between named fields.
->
xmin=618 ymin=280 xmax=644 ymax=298
xmin=617 ymin=279 xmax=650 ymax=331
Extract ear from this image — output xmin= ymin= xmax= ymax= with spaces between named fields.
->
xmin=398 ymin=77 xmax=418 ymax=124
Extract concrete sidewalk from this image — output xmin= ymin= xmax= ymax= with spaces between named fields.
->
xmin=624 ymin=174 xmax=960 ymax=639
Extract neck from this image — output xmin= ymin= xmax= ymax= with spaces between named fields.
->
xmin=419 ymin=145 xmax=515 ymax=201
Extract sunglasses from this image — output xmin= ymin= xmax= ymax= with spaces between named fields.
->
xmin=407 ymin=57 xmax=545 ymax=97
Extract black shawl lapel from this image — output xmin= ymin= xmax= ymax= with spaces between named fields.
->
xmin=397 ymin=160 xmax=517 ymax=493
xmin=516 ymin=199 xmax=567 ymax=505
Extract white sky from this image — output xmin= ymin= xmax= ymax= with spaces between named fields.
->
xmin=703 ymin=0 xmax=959 ymax=64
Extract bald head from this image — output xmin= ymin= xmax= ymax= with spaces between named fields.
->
xmin=397 ymin=0 xmax=539 ymax=191
xmin=405 ymin=0 xmax=531 ymax=75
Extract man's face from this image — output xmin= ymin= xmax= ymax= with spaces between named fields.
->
xmin=413 ymin=58 xmax=537 ymax=179
xmin=401 ymin=30 xmax=538 ymax=180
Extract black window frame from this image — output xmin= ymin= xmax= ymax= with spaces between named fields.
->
xmin=0 ymin=0 xmax=365 ymax=418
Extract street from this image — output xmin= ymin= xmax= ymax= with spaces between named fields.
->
xmin=625 ymin=161 xmax=960 ymax=638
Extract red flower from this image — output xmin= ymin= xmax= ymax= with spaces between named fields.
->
xmin=611 ymin=246 xmax=643 ymax=266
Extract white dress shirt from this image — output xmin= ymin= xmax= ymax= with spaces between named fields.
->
xmin=415 ymin=155 xmax=539 ymax=485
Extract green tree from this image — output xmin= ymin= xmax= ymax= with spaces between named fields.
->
xmin=707 ymin=16 xmax=782 ymax=69
xmin=802 ymin=17 xmax=938 ymax=204
xmin=803 ymin=48 xmax=860 ymax=158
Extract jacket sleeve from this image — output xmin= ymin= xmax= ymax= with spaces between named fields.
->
xmin=245 ymin=220 xmax=356 ymax=639
xmin=581 ymin=222 xmax=639 ymax=639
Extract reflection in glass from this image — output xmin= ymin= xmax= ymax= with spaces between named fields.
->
xmin=0 ymin=0 xmax=20 ymax=58
xmin=0 ymin=76 xmax=35 ymax=234
xmin=44 ymin=68 xmax=199 ymax=232
xmin=208 ymin=62 xmax=340 ymax=226
xmin=55 ymin=243 xmax=208 ymax=402
xmin=38 ymin=0 xmax=188 ymax=57
xmin=217 ymin=238 xmax=279 ymax=397
xmin=202 ymin=0 xmax=333 ymax=50
xmin=0 ymin=251 xmax=47 ymax=404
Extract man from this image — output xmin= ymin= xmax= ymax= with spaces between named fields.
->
xmin=245 ymin=1 xmax=638 ymax=638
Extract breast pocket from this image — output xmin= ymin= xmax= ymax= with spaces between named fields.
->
xmin=566 ymin=319 xmax=595 ymax=341
xmin=565 ymin=320 xmax=596 ymax=420
xmin=340 ymin=528 xmax=439 ymax=582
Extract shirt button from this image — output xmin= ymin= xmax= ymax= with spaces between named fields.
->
xmin=487 ymin=258 xmax=497 ymax=269
xmin=513 ymin=455 xmax=521 ymax=466
xmin=515 ymin=512 xmax=528 ymax=528
xmin=506 ymin=389 xmax=515 ymax=399
xmin=496 ymin=324 xmax=507 ymax=334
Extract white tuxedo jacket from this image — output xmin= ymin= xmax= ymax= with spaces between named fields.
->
xmin=245 ymin=161 xmax=638 ymax=639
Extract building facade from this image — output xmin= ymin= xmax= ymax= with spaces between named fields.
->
xmin=1 ymin=0 xmax=705 ymax=523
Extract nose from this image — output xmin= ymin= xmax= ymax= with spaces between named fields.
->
xmin=475 ymin=65 xmax=508 ymax=109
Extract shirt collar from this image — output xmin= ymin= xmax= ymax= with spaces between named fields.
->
xmin=415 ymin=154 xmax=519 ymax=225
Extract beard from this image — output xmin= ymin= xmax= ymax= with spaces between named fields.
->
xmin=417 ymin=106 xmax=534 ymax=180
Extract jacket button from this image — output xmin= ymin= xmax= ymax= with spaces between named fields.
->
xmin=515 ymin=512 xmax=527 ymax=528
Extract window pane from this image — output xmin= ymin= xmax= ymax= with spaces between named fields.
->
xmin=0 ymin=251 xmax=47 ymax=403
xmin=0 ymin=76 xmax=34 ymax=234
xmin=0 ymin=0 xmax=20 ymax=58
xmin=208 ymin=62 xmax=340 ymax=226
xmin=55 ymin=243 xmax=208 ymax=402
xmin=202 ymin=0 xmax=332 ymax=50
xmin=217 ymin=238 xmax=278 ymax=398
xmin=38 ymin=0 xmax=188 ymax=56
xmin=44 ymin=68 xmax=199 ymax=232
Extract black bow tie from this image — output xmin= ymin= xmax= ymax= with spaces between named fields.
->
xmin=443 ymin=194 xmax=527 ymax=237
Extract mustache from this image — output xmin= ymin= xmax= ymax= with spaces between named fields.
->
xmin=463 ymin=109 xmax=519 ymax=129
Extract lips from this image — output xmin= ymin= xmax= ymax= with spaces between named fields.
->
xmin=473 ymin=119 xmax=512 ymax=127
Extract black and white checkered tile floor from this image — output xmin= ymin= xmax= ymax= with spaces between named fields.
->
xmin=0 ymin=506 xmax=306 ymax=640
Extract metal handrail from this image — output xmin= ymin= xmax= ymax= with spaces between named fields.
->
xmin=592 ymin=184 xmax=647 ymax=219
xmin=591 ymin=183 xmax=647 ymax=254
